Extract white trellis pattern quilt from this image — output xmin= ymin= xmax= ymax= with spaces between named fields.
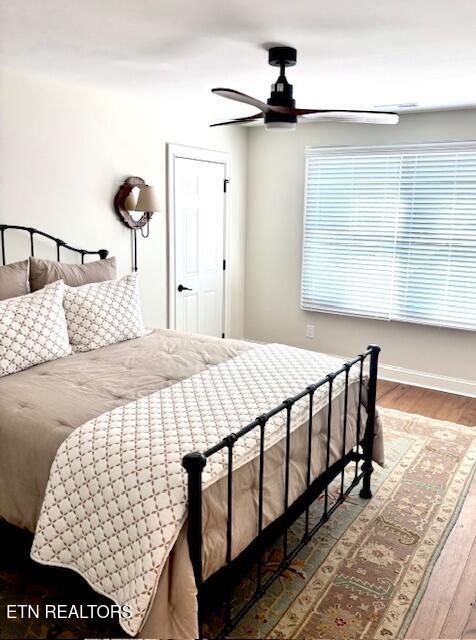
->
xmin=31 ymin=343 xmax=380 ymax=636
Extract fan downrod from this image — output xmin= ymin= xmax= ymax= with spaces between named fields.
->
xmin=268 ymin=46 xmax=297 ymax=68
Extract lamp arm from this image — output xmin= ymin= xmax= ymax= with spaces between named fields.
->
xmin=140 ymin=213 xmax=152 ymax=239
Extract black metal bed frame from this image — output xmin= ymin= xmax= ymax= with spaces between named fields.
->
xmin=2 ymin=224 xmax=380 ymax=639
xmin=183 ymin=344 xmax=380 ymax=638
xmin=0 ymin=224 xmax=108 ymax=265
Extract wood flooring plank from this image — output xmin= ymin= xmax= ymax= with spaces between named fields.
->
xmin=460 ymin=400 xmax=476 ymax=428
xmin=462 ymin=603 xmax=476 ymax=639
xmin=440 ymin=536 xmax=476 ymax=638
xmin=406 ymin=500 xmax=476 ymax=637
xmin=385 ymin=385 xmax=427 ymax=415
xmin=406 ymin=479 xmax=476 ymax=639
xmin=376 ymin=380 xmax=399 ymax=402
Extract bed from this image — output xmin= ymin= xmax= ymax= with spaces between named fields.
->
xmin=0 ymin=224 xmax=383 ymax=639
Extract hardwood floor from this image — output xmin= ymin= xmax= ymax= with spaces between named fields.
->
xmin=376 ymin=380 xmax=476 ymax=639
xmin=377 ymin=380 xmax=476 ymax=426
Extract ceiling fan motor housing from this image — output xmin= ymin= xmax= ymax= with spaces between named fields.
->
xmin=265 ymin=83 xmax=297 ymax=126
xmin=265 ymin=109 xmax=297 ymax=127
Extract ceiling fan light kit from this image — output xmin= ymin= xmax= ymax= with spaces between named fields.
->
xmin=211 ymin=46 xmax=399 ymax=130
xmin=265 ymin=120 xmax=296 ymax=131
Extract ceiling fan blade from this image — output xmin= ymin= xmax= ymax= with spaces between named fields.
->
xmin=211 ymin=90 xmax=295 ymax=115
xmin=210 ymin=113 xmax=264 ymax=127
xmin=211 ymin=88 xmax=271 ymax=113
xmin=297 ymin=109 xmax=399 ymax=124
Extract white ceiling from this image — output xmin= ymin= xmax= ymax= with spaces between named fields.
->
xmin=1 ymin=0 xmax=476 ymax=122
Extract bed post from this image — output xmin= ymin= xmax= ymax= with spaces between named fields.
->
xmin=359 ymin=344 xmax=380 ymax=499
xmin=182 ymin=451 xmax=207 ymax=636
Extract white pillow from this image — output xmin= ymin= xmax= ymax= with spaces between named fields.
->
xmin=63 ymin=273 xmax=147 ymax=352
xmin=0 ymin=280 xmax=71 ymax=377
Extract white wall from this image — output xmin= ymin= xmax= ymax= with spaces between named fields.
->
xmin=0 ymin=67 xmax=248 ymax=337
xmin=245 ymin=110 xmax=476 ymax=392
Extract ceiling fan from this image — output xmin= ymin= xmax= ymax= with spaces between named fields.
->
xmin=211 ymin=46 xmax=399 ymax=131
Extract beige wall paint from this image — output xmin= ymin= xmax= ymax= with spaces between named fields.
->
xmin=1 ymin=68 xmax=475 ymax=386
xmin=0 ymin=67 xmax=247 ymax=337
xmin=245 ymin=110 xmax=476 ymax=385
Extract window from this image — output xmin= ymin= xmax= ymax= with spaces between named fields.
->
xmin=301 ymin=142 xmax=476 ymax=331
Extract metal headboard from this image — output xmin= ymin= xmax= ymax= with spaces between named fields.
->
xmin=0 ymin=225 xmax=108 ymax=265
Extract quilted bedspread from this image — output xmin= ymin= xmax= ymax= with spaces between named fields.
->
xmin=31 ymin=343 xmax=381 ymax=636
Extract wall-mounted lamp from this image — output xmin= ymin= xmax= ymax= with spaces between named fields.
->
xmin=113 ymin=176 xmax=160 ymax=271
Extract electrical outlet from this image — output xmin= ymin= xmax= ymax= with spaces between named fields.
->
xmin=306 ymin=324 xmax=315 ymax=339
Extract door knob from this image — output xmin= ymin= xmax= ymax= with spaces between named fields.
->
xmin=177 ymin=284 xmax=192 ymax=292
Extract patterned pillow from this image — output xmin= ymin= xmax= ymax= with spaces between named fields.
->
xmin=0 ymin=280 xmax=72 ymax=377
xmin=63 ymin=273 xmax=147 ymax=352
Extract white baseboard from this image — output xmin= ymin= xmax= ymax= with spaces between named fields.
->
xmin=324 ymin=350 xmax=475 ymax=398
xmin=377 ymin=363 xmax=476 ymax=398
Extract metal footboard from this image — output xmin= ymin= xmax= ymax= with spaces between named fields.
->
xmin=182 ymin=344 xmax=380 ymax=638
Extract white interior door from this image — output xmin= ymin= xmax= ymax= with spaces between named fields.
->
xmin=173 ymin=155 xmax=226 ymax=337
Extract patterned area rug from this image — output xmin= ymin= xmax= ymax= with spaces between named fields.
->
xmin=0 ymin=408 xmax=475 ymax=639
xmin=205 ymin=408 xmax=476 ymax=639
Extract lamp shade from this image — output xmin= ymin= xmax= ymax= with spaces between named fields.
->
xmin=135 ymin=185 xmax=160 ymax=212
xmin=124 ymin=191 xmax=137 ymax=211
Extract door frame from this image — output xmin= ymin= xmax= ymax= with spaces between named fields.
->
xmin=166 ymin=143 xmax=231 ymax=337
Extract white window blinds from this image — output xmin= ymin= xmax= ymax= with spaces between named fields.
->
xmin=301 ymin=142 xmax=476 ymax=331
